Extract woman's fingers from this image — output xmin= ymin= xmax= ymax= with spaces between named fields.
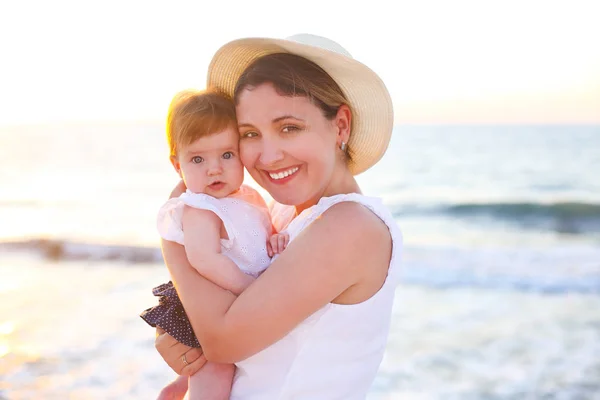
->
xmin=154 ymin=330 xmax=208 ymax=376
xmin=168 ymin=343 xmax=193 ymax=372
xmin=181 ymin=346 xmax=202 ymax=364
xmin=155 ymin=329 xmax=179 ymax=349
xmin=266 ymin=239 xmax=273 ymax=257
xmin=155 ymin=331 xmax=197 ymax=374
xmin=181 ymin=350 xmax=208 ymax=376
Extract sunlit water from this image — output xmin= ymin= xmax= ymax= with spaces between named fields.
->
xmin=1 ymin=123 xmax=599 ymax=399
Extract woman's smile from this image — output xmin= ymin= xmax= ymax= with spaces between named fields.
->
xmin=264 ymin=166 xmax=301 ymax=184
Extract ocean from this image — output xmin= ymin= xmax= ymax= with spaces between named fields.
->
xmin=1 ymin=123 xmax=599 ymax=399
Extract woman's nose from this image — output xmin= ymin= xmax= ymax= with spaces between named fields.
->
xmin=259 ymin=139 xmax=285 ymax=166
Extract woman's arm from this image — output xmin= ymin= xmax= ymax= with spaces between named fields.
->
xmin=182 ymin=206 xmax=254 ymax=295
xmin=167 ymin=201 xmax=392 ymax=363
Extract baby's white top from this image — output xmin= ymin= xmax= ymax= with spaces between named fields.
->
xmin=157 ymin=185 xmax=273 ymax=277
xmin=231 ymin=193 xmax=403 ymax=399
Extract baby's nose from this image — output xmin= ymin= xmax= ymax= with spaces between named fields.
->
xmin=207 ymin=161 xmax=223 ymax=176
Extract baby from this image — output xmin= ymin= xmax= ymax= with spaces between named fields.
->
xmin=140 ymin=90 xmax=288 ymax=400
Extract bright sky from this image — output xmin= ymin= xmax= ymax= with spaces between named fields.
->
xmin=1 ymin=0 xmax=599 ymax=125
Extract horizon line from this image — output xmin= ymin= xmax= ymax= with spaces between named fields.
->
xmin=1 ymin=120 xmax=599 ymax=130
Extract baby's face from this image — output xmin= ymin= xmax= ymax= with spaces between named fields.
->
xmin=172 ymin=126 xmax=244 ymax=198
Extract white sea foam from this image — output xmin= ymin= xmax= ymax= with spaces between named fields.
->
xmin=1 ymin=256 xmax=598 ymax=399
xmin=2 ymin=239 xmax=599 ymax=294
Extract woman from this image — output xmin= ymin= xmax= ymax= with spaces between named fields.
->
xmin=156 ymin=34 xmax=402 ymax=399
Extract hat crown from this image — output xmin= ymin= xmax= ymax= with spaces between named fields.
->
xmin=286 ymin=34 xmax=353 ymax=59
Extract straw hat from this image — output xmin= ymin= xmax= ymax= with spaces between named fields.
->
xmin=206 ymin=34 xmax=394 ymax=175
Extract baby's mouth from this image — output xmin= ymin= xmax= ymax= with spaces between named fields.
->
xmin=209 ymin=181 xmax=226 ymax=189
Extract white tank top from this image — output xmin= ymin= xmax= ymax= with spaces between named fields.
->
xmin=231 ymin=193 xmax=403 ymax=400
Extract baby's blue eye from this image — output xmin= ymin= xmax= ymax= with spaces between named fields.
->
xmin=222 ymin=151 xmax=233 ymax=159
xmin=192 ymin=156 xmax=203 ymax=164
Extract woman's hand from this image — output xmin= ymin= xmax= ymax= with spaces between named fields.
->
xmin=170 ymin=180 xmax=187 ymax=199
xmin=155 ymin=328 xmax=207 ymax=376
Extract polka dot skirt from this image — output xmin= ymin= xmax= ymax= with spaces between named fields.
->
xmin=139 ymin=281 xmax=201 ymax=348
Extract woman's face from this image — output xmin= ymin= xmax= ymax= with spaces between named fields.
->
xmin=236 ymin=83 xmax=340 ymax=208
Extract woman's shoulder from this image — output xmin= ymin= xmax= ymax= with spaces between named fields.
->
xmin=288 ymin=192 xmax=401 ymax=262
xmin=321 ymin=200 xmax=391 ymax=241
xmin=305 ymin=197 xmax=400 ymax=289
xmin=288 ymin=195 xmax=392 ymax=247
xmin=295 ymin=193 xmax=394 ymax=232
xmin=278 ymin=199 xmax=392 ymax=292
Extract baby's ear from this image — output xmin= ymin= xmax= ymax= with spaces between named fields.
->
xmin=170 ymin=155 xmax=182 ymax=177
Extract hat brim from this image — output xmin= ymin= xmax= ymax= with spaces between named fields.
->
xmin=207 ymin=37 xmax=394 ymax=175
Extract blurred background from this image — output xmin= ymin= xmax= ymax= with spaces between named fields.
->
xmin=1 ymin=0 xmax=599 ymax=399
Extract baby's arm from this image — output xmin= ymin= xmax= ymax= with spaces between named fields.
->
xmin=182 ymin=206 xmax=254 ymax=295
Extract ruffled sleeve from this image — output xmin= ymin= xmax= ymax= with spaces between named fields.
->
xmin=156 ymin=190 xmax=236 ymax=249
xmin=269 ymin=201 xmax=297 ymax=233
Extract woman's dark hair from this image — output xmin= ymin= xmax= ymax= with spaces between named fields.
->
xmin=234 ymin=53 xmax=353 ymax=147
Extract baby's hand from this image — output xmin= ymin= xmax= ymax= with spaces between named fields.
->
xmin=267 ymin=232 xmax=289 ymax=257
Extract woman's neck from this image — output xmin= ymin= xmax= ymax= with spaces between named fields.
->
xmin=294 ymin=166 xmax=361 ymax=215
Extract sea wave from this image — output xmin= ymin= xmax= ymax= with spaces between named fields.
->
xmin=400 ymin=245 xmax=600 ymax=294
xmin=0 ymin=238 xmax=162 ymax=263
xmin=394 ymin=201 xmax=600 ymax=234
xmin=2 ymin=238 xmax=599 ymax=294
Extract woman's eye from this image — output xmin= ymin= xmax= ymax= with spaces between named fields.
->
xmin=222 ymin=151 xmax=233 ymax=160
xmin=241 ymin=131 xmax=258 ymax=139
xmin=282 ymin=125 xmax=299 ymax=133
xmin=191 ymin=156 xmax=203 ymax=164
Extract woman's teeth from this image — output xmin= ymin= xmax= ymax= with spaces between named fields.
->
xmin=269 ymin=167 xmax=299 ymax=180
